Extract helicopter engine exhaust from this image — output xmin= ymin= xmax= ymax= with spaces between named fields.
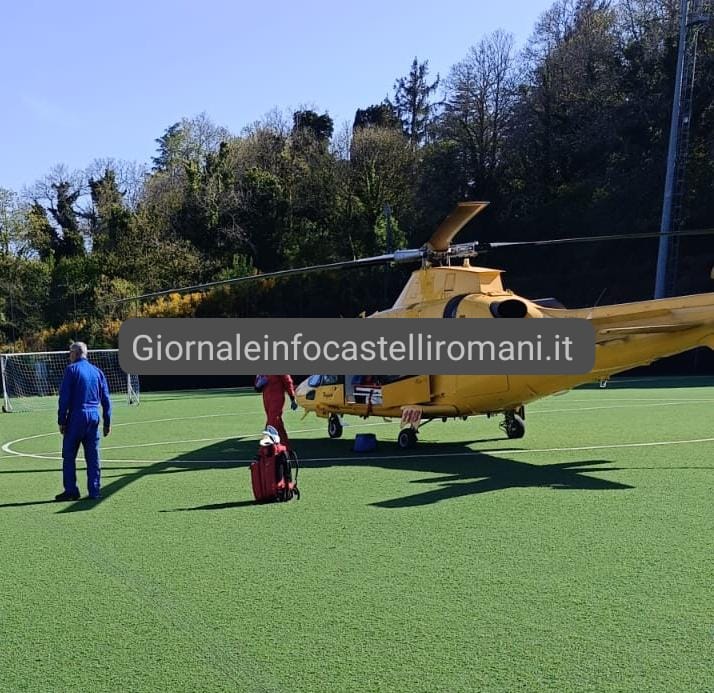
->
xmin=490 ymin=299 xmax=529 ymax=318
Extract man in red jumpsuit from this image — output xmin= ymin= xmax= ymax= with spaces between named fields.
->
xmin=261 ymin=374 xmax=298 ymax=448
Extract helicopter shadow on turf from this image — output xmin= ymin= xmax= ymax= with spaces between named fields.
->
xmin=156 ymin=433 xmax=632 ymax=512
xmin=0 ymin=433 xmax=633 ymax=513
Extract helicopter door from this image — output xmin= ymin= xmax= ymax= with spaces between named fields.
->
xmin=313 ymin=375 xmax=344 ymax=407
xmin=381 ymin=376 xmax=431 ymax=408
xmin=455 ymin=375 xmax=510 ymax=404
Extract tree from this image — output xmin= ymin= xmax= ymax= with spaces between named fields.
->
xmin=0 ymin=188 xmax=33 ymax=258
xmin=235 ymin=167 xmax=289 ymax=271
xmin=440 ymin=30 xmax=517 ymax=201
xmin=151 ymin=113 xmax=231 ymax=175
xmin=34 ymin=180 xmax=85 ymax=259
xmin=499 ymin=0 xmax=627 ymax=236
xmin=292 ymin=110 xmax=334 ymax=142
xmin=88 ymin=169 xmax=132 ymax=254
xmin=349 ymin=126 xmax=415 ymax=253
xmin=353 ymin=103 xmax=400 ymax=130
xmin=26 ymin=202 xmax=57 ymax=261
xmin=143 ymin=115 xmax=240 ymax=272
xmin=179 ymin=141 xmax=245 ymax=261
xmin=27 ymin=167 xmax=87 ymax=259
xmin=392 ymin=58 xmax=441 ymax=146
xmin=0 ymin=255 xmax=51 ymax=343
xmin=152 ymin=122 xmax=183 ymax=172
xmin=86 ymin=158 xmax=148 ymax=209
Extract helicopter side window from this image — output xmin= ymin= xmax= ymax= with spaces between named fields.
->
xmin=307 ymin=375 xmax=340 ymax=388
xmin=348 ymin=375 xmax=385 ymax=404
xmin=351 ymin=375 xmax=380 ymax=386
xmin=380 ymin=375 xmax=415 ymax=385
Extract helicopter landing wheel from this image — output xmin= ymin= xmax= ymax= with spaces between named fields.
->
xmin=397 ymin=428 xmax=418 ymax=450
xmin=501 ymin=410 xmax=526 ymax=439
xmin=327 ymin=414 xmax=343 ymax=439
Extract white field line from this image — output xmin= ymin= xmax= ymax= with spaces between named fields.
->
xmin=103 ymin=421 xmax=397 ymax=451
xmin=113 ymin=399 xmax=714 ymax=423
xmin=531 ymin=397 xmax=714 ymax=404
xmin=3 ymin=398 xmax=713 ymax=462
xmin=282 ymin=437 xmax=714 ymax=463
xmin=3 ymin=434 xmax=714 ymax=465
xmin=102 ymin=437 xmax=224 ymax=450
xmin=528 ymin=400 xmax=714 ymax=415
xmin=0 ymin=422 xmax=396 ymax=460
xmin=4 ymin=436 xmax=714 ymax=466
xmin=112 ymin=412 xmax=242 ymax=427
xmin=603 ymin=376 xmax=714 ymax=384
xmin=20 ymin=400 xmax=710 ymax=454
xmin=111 ymin=412 xmax=394 ymax=428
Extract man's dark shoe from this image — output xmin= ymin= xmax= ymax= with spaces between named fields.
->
xmin=88 ymin=493 xmax=102 ymax=500
xmin=54 ymin=490 xmax=80 ymax=501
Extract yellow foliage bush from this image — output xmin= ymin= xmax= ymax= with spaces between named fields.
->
xmin=137 ymin=292 xmax=204 ymax=318
xmin=37 ymin=319 xmax=90 ymax=350
xmin=16 ymin=291 xmax=212 ymax=351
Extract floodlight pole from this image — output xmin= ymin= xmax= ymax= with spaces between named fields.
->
xmin=655 ymin=0 xmax=689 ymax=299
xmin=654 ymin=0 xmax=710 ymax=298
xmin=383 ymin=204 xmax=393 ymax=306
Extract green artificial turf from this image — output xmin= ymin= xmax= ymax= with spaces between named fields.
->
xmin=1 ymin=377 xmax=713 ymax=692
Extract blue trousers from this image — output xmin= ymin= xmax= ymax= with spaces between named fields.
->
xmin=62 ymin=410 xmax=101 ymax=497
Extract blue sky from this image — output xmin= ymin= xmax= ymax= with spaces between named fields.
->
xmin=1 ymin=0 xmax=554 ymax=194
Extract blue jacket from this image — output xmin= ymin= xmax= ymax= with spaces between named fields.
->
xmin=58 ymin=358 xmax=112 ymax=427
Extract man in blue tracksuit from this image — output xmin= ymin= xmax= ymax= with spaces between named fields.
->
xmin=55 ymin=342 xmax=112 ymax=501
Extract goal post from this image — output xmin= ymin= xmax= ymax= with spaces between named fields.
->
xmin=1 ymin=355 xmax=11 ymax=413
xmin=0 ymin=349 xmax=140 ymax=413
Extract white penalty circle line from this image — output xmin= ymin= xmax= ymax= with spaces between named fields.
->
xmin=3 ymin=434 xmax=714 ymax=465
xmin=4 ymin=397 xmax=710 ymax=458
xmin=0 ymin=421 xmax=397 ymax=461
xmin=3 ymin=398 xmax=714 ymax=462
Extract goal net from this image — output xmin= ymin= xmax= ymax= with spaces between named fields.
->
xmin=1 ymin=349 xmax=140 ymax=413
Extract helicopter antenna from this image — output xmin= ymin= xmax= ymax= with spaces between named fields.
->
xmin=587 ymin=288 xmax=608 ymax=320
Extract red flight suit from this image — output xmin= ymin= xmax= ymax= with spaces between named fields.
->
xmin=262 ymin=374 xmax=296 ymax=448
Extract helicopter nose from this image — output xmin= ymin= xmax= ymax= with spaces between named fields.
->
xmin=295 ymin=377 xmax=313 ymax=407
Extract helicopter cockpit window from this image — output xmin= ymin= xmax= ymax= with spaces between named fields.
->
xmin=307 ymin=375 xmax=340 ymax=387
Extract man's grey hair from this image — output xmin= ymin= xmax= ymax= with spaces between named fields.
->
xmin=69 ymin=342 xmax=88 ymax=358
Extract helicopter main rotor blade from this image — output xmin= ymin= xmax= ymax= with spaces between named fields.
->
xmin=112 ymin=253 xmax=398 ymax=304
xmin=488 ymin=227 xmax=714 ymax=249
xmin=112 ymin=224 xmax=714 ymax=305
xmin=427 ymin=201 xmax=489 ymax=252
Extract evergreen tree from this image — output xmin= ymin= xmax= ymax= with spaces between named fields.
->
xmin=392 ymin=58 xmax=440 ymax=146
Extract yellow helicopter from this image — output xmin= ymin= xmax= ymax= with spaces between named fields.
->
xmin=122 ymin=201 xmax=714 ymax=449
xmin=287 ymin=202 xmax=714 ymax=448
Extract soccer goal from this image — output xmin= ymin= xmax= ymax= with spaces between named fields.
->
xmin=1 ymin=349 xmax=140 ymax=413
